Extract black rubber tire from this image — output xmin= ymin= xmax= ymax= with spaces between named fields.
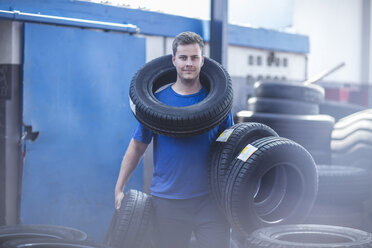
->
xmin=104 ymin=190 xmax=152 ymax=248
xmin=223 ymin=136 xmax=318 ymax=236
xmin=235 ymin=111 xmax=334 ymax=164
xmin=305 ymin=204 xmax=365 ymax=230
xmin=254 ymin=81 xmax=325 ymax=103
xmin=244 ymin=224 xmax=372 ymax=248
xmin=208 ymin=122 xmax=278 ymax=209
xmin=309 ymin=150 xmax=333 ymax=165
xmin=189 ymin=233 xmax=239 ymax=248
xmin=220 ymin=135 xmax=288 ymax=218
xmin=332 ymin=145 xmax=372 ymax=171
xmin=315 ymin=165 xmax=370 ymax=205
xmin=319 ymin=100 xmax=367 ymax=121
xmin=248 ymin=97 xmax=319 ymax=115
xmin=2 ymin=238 xmax=106 ymax=248
xmin=0 ymin=225 xmax=88 ymax=244
xmin=129 ymin=54 xmax=233 ymax=137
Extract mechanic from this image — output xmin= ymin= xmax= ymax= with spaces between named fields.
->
xmin=114 ymin=31 xmax=233 ymax=248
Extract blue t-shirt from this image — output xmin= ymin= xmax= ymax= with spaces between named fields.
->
xmin=133 ymin=85 xmax=234 ymax=199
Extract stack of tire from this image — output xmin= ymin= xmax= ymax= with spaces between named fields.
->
xmin=0 ymin=224 xmax=104 ymax=248
xmin=235 ymin=81 xmax=334 ymax=165
xmin=303 ymin=110 xmax=372 ymax=231
xmin=330 ymin=109 xmax=372 ymax=231
xmin=235 ymin=81 xmax=371 ymax=232
xmin=304 ymin=165 xmax=370 ymax=229
xmin=208 ymin=122 xmax=318 ymax=239
xmin=331 ymin=109 xmax=372 ymax=169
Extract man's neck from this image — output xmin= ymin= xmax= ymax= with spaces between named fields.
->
xmin=172 ymin=78 xmax=202 ymax=95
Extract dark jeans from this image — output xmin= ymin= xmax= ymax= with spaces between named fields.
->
xmin=151 ymin=194 xmax=230 ymax=248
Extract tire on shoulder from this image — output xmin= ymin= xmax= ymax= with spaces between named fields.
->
xmin=129 ymin=54 xmax=233 ymax=137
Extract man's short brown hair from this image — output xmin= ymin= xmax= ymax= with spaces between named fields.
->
xmin=172 ymin=31 xmax=204 ymax=56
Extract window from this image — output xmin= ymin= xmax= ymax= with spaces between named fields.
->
xmin=248 ymin=55 xmax=254 ymax=65
xmin=257 ymin=56 xmax=262 ymax=66
xmin=283 ymin=58 xmax=288 ymax=67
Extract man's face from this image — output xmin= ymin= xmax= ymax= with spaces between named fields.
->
xmin=172 ymin=43 xmax=204 ymax=82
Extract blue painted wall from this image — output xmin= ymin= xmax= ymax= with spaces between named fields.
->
xmin=21 ymin=22 xmax=146 ymax=241
xmin=0 ymin=0 xmax=309 ymax=53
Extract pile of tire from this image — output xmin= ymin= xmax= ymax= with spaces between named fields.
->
xmin=208 ymin=122 xmax=318 ymax=237
xmin=0 ymin=224 xmax=104 ymax=248
xmin=236 ymin=82 xmax=372 ymax=234
xmin=235 ymin=81 xmax=334 ymax=165
xmin=244 ymin=224 xmax=372 ymax=248
xmin=304 ymin=112 xmax=372 ymax=230
xmin=235 ymin=81 xmax=372 ymax=233
xmin=330 ymin=109 xmax=372 ymax=231
xmin=304 ymin=165 xmax=370 ymax=229
xmin=331 ymin=109 xmax=372 ymax=169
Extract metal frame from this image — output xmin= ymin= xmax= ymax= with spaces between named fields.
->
xmin=0 ymin=10 xmax=139 ymax=33
xmin=210 ymin=0 xmax=228 ymax=67
xmin=362 ymin=0 xmax=371 ymax=84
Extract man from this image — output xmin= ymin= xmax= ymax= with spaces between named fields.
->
xmin=115 ymin=31 xmax=233 ymax=248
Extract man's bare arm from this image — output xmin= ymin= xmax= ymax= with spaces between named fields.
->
xmin=115 ymin=138 xmax=148 ymax=209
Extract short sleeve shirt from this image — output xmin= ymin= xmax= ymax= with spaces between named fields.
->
xmin=133 ymin=85 xmax=234 ymax=199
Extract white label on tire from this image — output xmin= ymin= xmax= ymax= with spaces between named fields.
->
xmin=129 ymin=98 xmax=136 ymax=115
xmin=216 ymin=128 xmax=234 ymax=142
xmin=237 ymin=144 xmax=258 ymax=162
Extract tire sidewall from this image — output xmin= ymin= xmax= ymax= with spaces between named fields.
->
xmin=230 ymin=139 xmax=318 ymax=234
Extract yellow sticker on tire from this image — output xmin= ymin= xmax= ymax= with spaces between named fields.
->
xmin=237 ymin=144 xmax=258 ymax=162
xmin=216 ymin=128 xmax=234 ymax=142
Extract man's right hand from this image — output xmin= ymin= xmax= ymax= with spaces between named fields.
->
xmin=114 ymin=139 xmax=149 ymax=210
xmin=115 ymin=192 xmax=125 ymax=210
